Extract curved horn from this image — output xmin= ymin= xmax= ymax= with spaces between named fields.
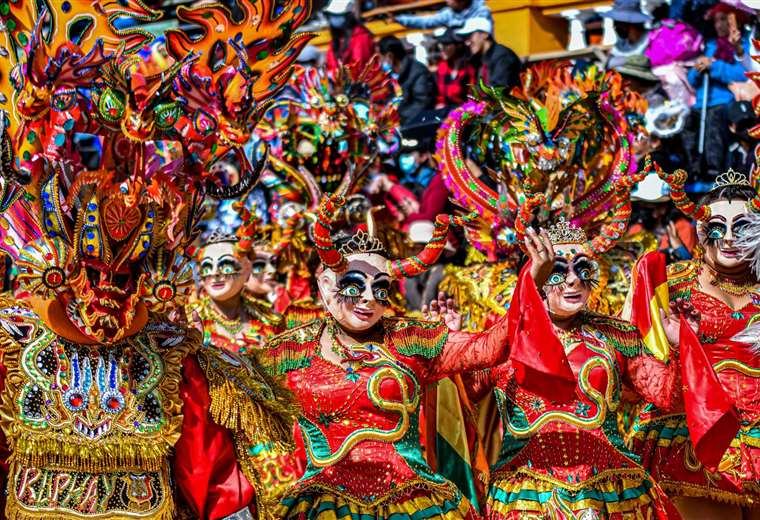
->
xmin=587 ymin=179 xmax=633 ymax=256
xmin=206 ymin=147 xmax=266 ymax=200
xmin=389 ymin=212 xmax=476 ymax=279
xmin=234 ymin=202 xmax=257 ymax=256
xmin=654 ymin=163 xmax=711 ymax=221
xmin=313 ymin=194 xmax=347 ymax=272
xmin=515 ymin=193 xmax=546 ymax=253
xmin=273 ymin=213 xmax=304 ymax=256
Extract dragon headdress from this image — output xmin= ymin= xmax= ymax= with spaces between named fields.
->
xmin=0 ymin=0 xmax=311 ymax=343
xmin=437 ymin=62 xmax=647 ymax=261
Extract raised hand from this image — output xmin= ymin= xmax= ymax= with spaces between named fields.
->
xmin=662 ymin=298 xmax=701 ymax=346
xmin=524 ymin=226 xmax=555 ymax=287
xmin=422 ymin=291 xmax=463 ymax=331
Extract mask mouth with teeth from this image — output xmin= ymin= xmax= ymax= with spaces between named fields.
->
xmin=62 ymin=258 xmax=147 ymax=343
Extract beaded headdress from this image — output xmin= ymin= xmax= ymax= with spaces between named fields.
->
xmin=437 ymin=62 xmax=646 ymax=261
xmin=204 ymin=230 xmax=240 ymax=246
xmin=546 ymin=217 xmax=588 ymax=245
xmin=0 ymin=0 xmax=311 ymax=343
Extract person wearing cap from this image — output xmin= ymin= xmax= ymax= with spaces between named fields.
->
xmin=434 ymin=28 xmax=476 ymax=109
xmin=296 ymin=45 xmax=322 ymax=67
xmin=378 ymin=35 xmax=436 ymax=124
xmin=456 ymin=17 xmax=521 ymax=90
xmin=615 ymin=54 xmax=663 ymax=97
xmin=602 ymin=0 xmax=652 ymax=69
xmin=392 ymin=0 xmax=493 ymax=31
xmin=324 ymin=0 xmax=376 ymax=71
xmin=725 ymin=100 xmax=758 ymax=173
xmin=684 ymin=1 xmax=750 ymax=179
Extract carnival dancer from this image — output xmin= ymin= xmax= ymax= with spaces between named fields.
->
xmin=268 ymin=193 xmax=532 ymax=519
xmin=0 ymin=0 xmax=311 ymax=517
xmin=631 ymin=167 xmax=760 ymax=519
xmin=192 ymin=220 xmax=301 ymax=516
xmin=461 ymin=187 xmax=693 ymax=519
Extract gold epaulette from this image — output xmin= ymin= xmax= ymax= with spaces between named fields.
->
xmin=198 ymin=348 xmax=298 ymax=451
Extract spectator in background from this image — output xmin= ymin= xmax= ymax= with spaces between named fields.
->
xmin=602 ymin=0 xmax=652 ymax=69
xmin=434 ymin=28 xmax=476 ymax=109
xmin=378 ymin=36 xmax=436 ymax=124
xmin=324 ymin=0 xmax=375 ymax=71
xmin=685 ymin=1 xmax=750 ymax=179
xmin=393 ymin=0 xmax=492 ymax=31
xmin=614 ymin=54 xmax=665 ymax=101
xmin=628 ymin=175 xmax=697 ymax=262
xmin=296 ymin=45 xmax=323 ymax=67
xmin=456 ymin=17 xmax=521 ymax=90
xmin=725 ymin=100 xmax=758 ymax=173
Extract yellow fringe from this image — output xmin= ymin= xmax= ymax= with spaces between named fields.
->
xmin=199 ymin=348 xmax=298 ymax=451
xmin=206 ymin=376 xmax=295 ymax=451
xmin=278 ymin=481 xmax=469 ymax=519
xmin=10 ymin=432 xmax=169 ymax=472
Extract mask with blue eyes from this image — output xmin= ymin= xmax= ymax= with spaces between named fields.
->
xmin=704 ymin=217 xmax=750 ymax=243
xmin=336 ymin=271 xmax=391 ymax=306
xmin=545 ymin=256 xmax=599 ymax=287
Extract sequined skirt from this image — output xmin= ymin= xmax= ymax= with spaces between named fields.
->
xmin=486 ymin=468 xmax=679 ymax=519
xmin=632 ymin=412 xmax=760 ymax=507
xmin=276 ymin=484 xmax=477 ymax=519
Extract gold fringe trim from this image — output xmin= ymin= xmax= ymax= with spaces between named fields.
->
xmin=199 ymin=349 xmax=298 ymax=451
xmin=207 ymin=377 xmax=295 ymax=451
xmin=10 ymin=432 xmax=170 ymax=473
xmin=660 ymin=480 xmax=759 ymax=507
xmin=282 ymin=479 xmax=460 ymax=509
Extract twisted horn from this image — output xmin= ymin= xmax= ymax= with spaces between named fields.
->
xmin=234 ymin=202 xmax=257 ymax=256
xmin=515 ymin=193 xmax=546 ymax=253
xmin=654 ymin=163 xmax=710 ymax=221
xmin=388 ymin=212 xmax=476 ymax=279
xmin=588 ymin=179 xmax=634 ymax=256
xmin=273 ymin=213 xmax=304 ymax=256
xmin=314 ymin=194 xmax=347 ymax=272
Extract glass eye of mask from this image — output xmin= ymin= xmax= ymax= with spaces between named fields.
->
xmin=373 ymin=287 xmax=389 ymax=301
xmin=573 ymin=258 xmax=597 ymax=282
xmin=705 ymin=222 xmax=727 ymax=240
xmin=546 ymin=261 xmax=569 ymax=286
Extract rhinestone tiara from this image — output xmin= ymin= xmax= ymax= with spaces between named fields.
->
xmin=546 ymin=217 xmax=588 ymax=245
xmin=338 ymin=229 xmax=387 ymax=256
xmin=715 ymin=168 xmax=752 ymax=188
xmin=203 ymin=229 xmax=239 ymax=245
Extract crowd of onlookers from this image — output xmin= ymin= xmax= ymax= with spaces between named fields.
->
xmin=311 ymin=0 xmax=760 ymax=186
xmin=208 ymin=0 xmax=760 ymax=308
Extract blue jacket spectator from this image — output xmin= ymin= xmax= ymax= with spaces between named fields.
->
xmin=688 ymin=36 xmax=750 ymax=108
xmin=394 ymin=0 xmax=492 ymax=31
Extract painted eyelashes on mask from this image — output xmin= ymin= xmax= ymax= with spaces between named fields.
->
xmin=200 ymin=258 xmax=243 ymax=279
xmin=251 ymin=256 xmax=277 ymax=275
xmin=704 ymin=218 xmax=749 ymax=246
xmin=335 ymin=271 xmax=391 ymax=306
xmin=544 ymin=257 xmax=599 ymax=288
